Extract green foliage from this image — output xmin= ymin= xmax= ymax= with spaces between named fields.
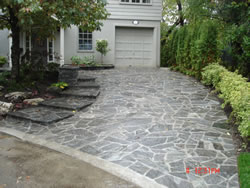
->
xmin=96 ymin=39 xmax=110 ymax=64
xmin=162 ymin=20 xmax=220 ymax=79
xmin=238 ymin=153 xmax=250 ymax=188
xmin=51 ymin=82 xmax=68 ymax=89
xmin=0 ymin=0 xmax=109 ymax=80
xmin=0 ymin=56 xmax=7 ymax=67
xmin=71 ymin=56 xmax=82 ymax=65
xmin=0 ymin=71 xmax=11 ymax=85
xmin=202 ymin=64 xmax=250 ymax=138
xmin=0 ymin=71 xmax=37 ymax=92
xmin=46 ymin=62 xmax=60 ymax=72
xmin=161 ymin=0 xmax=250 ymax=79
xmin=0 ymin=0 xmax=109 ymax=36
xmin=71 ymin=55 xmax=96 ymax=66
xmin=96 ymin=40 xmax=110 ymax=56
xmin=20 ymin=60 xmax=45 ymax=82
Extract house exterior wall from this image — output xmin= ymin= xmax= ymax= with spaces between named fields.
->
xmin=1 ymin=0 xmax=162 ymax=67
xmin=0 ymin=29 xmax=9 ymax=57
xmin=60 ymin=19 xmax=161 ymax=67
xmin=106 ymin=0 xmax=162 ymax=21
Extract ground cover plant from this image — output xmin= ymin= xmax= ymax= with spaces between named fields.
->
xmin=238 ymin=153 xmax=250 ymax=188
xmin=71 ymin=55 xmax=97 ymax=66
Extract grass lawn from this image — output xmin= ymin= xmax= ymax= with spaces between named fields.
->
xmin=238 ymin=153 xmax=250 ymax=188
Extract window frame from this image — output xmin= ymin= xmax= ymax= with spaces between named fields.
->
xmin=78 ymin=29 xmax=93 ymax=52
xmin=120 ymin=0 xmax=152 ymax=5
xmin=47 ymin=38 xmax=54 ymax=62
xmin=23 ymin=32 xmax=32 ymax=61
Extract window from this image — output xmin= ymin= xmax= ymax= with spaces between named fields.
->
xmin=120 ymin=0 xmax=151 ymax=4
xmin=79 ymin=29 xmax=93 ymax=51
xmin=23 ymin=32 xmax=31 ymax=61
xmin=47 ymin=38 xmax=54 ymax=62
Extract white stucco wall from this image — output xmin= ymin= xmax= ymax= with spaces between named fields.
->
xmin=60 ymin=19 xmax=161 ymax=67
xmin=0 ymin=29 xmax=9 ymax=57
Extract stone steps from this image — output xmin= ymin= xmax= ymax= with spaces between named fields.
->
xmin=7 ymin=106 xmax=74 ymax=125
xmin=70 ymin=82 xmax=100 ymax=89
xmin=61 ymin=88 xmax=100 ymax=99
xmin=78 ymin=76 xmax=96 ymax=82
xmin=7 ymin=72 xmax=101 ymax=125
xmin=40 ymin=97 xmax=94 ymax=111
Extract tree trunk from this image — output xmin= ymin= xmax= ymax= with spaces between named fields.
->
xmin=176 ymin=0 xmax=184 ymax=26
xmin=162 ymin=0 xmax=184 ymax=45
xmin=9 ymin=6 xmax=21 ymax=82
xmin=101 ymin=54 xmax=103 ymax=64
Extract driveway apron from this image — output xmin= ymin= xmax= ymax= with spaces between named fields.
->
xmin=0 ymin=68 xmax=239 ymax=188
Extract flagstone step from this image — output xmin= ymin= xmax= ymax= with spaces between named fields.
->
xmin=61 ymin=88 xmax=100 ymax=99
xmin=70 ymin=82 xmax=100 ymax=89
xmin=78 ymin=76 xmax=96 ymax=82
xmin=40 ymin=97 xmax=94 ymax=111
xmin=7 ymin=106 xmax=74 ymax=125
xmin=79 ymin=64 xmax=115 ymax=70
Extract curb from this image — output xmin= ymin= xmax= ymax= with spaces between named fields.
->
xmin=0 ymin=127 xmax=166 ymax=188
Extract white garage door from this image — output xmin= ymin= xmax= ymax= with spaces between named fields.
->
xmin=115 ymin=27 xmax=154 ymax=67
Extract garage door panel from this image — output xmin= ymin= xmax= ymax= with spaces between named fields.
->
xmin=115 ymin=27 xmax=154 ymax=67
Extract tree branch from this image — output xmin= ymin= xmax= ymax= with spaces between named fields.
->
xmin=176 ymin=0 xmax=184 ymax=26
xmin=162 ymin=0 xmax=184 ymax=45
xmin=0 ymin=15 xmax=9 ymax=21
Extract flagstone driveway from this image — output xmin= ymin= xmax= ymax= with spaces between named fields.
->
xmin=0 ymin=68 xmax=239 ymax=188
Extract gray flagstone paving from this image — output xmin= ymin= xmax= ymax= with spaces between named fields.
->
xmin=40 ymin=97 xmax=94 ymax=111
xmin=0 ymin=68 xmax=239 ymax=188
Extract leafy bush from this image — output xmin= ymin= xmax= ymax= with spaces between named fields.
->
xmin=0 ymin=71 xmax=11 ymax=85
xmin=71 ymin=55 xmax=96 ymax=66
xmin=71 ymin=56 xmax=82 ymax=65
xmin=0 ymin=56 xmax=7 ymax=67
xmin=202 ymin=64 xmax=250 ymax=138
xmin=46 ymin=62 xmax=60 ymax=72
xmin=51 ymin=82 xmax=68 ymax=89
xmin=82 ymin=56 xmax=96 ymax=66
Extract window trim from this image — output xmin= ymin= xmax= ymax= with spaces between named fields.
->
xmin=78 ymin=29 xmax=93 ymax=52
xmin=23 ymin=32 xmax=32 ymax=60
xmin=120 ymin=0 xmax=152 ymax=6
xmin=47 ymin=38 xmax=54 ymax=62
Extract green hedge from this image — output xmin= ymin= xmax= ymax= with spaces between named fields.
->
xmin=202 ymin=64 xmax=250 ymax=138
xmin=161 ymin=20 xmax=220 ymax=80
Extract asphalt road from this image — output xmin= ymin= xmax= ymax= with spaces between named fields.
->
xmin=0 ymin=132 xmax=139 ymax=188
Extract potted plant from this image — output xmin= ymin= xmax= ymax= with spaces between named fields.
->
xmin=71 ymin=56 xmax=82 ymax=66
xmin=96 ymin=39 xmax=110 ymax=64
xmin=0 ymin=56 xmax=7 ymax=67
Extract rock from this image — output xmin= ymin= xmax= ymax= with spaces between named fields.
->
xmin=0 ymin=86 xmax=4 ymax=91
xmin=47 ymin=86 xmax=62 ymax=95
xmin=23 ymin=98 xmax=44 ymax=106
xmin=0 ymin=101 xmax=14 ymax=115
xmin=5 ymin=92 xmax=32 ymax=102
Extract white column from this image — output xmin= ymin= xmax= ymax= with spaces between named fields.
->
xmin=60 ymin=27 xmax=65 ymax=66
xmin=8 ymin=30 xmax=12 ymax=69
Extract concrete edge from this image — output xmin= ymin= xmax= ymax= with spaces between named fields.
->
xmin=0 ymin=127 xmax=167 ymax=188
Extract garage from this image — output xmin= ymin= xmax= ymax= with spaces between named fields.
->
xmin=115 ymin=27 xmax=154 ymax=67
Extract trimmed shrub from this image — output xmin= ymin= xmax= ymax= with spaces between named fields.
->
xmin=202 ymin=64 xmax=250 ymax=138
xmin=162 ymin=20 xmax=220 ymax=79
